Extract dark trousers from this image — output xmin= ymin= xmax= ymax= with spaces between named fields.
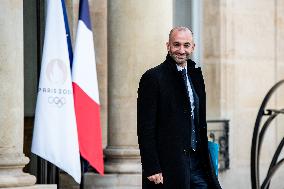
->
xmin=189 ymin=150 xmax=208 ymax=189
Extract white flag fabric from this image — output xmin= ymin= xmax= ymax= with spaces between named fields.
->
xmin=31 ymin=0 xmax=81 ymax=183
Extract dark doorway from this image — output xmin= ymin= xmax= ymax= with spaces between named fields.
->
xmin=23 ymin=0 xmax=45 ymax=180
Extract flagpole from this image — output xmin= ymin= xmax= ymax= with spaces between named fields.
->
xmin=36 ymin=157 xmax=47 ymax=184
xmin=80 ymin=158 xmax=85 ymax=189
xmin=47 ymin=162 xmax=59 ymax=187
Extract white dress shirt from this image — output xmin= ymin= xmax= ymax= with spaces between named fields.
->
xmin=176 ymin=64 xmax=195 ymax=118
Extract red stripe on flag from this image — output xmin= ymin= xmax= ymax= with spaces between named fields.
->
xmin=73 ymin=82 xmax=104 ymax=175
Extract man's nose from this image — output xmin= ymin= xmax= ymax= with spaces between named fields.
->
xmin=178 ymin=46 xmax=185 ymax=53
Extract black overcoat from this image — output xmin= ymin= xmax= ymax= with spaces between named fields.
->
xmin=137 ymin=55 xmax=222 ymax=189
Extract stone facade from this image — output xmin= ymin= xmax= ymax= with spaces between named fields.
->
xmin=203 ymin=0 xmax=284 ymax=188
xmin=0 ymin=0 xmax=284 ymax=188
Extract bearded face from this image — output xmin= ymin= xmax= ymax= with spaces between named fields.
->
xmin=167 ymin=30 xmax=195 ymax=66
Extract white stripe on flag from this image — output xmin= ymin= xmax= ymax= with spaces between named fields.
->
xmin=72 ymin=20 xmax=100 ymax=103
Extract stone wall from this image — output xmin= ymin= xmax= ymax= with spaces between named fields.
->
xmin=203 ymin=0 xmax=284 ymax=188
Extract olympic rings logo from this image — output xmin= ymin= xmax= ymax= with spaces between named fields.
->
xmin=48 ymin=96 xmax=66 ymax=108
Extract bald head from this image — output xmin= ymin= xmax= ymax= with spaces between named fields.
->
xmin=168 ymin=27 xmax=194 ymax=43
xmin=167 ymin=27 xmax=195 ymax=66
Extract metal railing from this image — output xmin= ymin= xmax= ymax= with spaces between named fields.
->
xmin=207 ymin=119 xmax=230 ymax=171
xmin=251 ymin=80 xmax=284 ymax=189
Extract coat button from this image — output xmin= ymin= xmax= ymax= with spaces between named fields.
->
xmin=183 ymin=149 xmax=190 ymax=156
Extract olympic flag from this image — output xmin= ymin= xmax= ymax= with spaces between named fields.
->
xmin=72 ymin=0 xmax=104 ymax=175
xmin=31 ymin=0 xmax=81 ymax=183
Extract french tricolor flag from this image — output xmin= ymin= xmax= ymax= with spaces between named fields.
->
xmin=72 ymin=0 xmax=104 ymax=175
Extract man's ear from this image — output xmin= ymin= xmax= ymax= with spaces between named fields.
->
xmin=166 ymin=42 xmax=169 ymax=51
xmin=192 ymin=43 xmax=196 ymax=51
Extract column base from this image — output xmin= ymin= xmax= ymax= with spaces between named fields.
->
xmin=104 ymin=147 xmax=142 ymax=173
xmin=85 ymin=173 xmax=142 ymax=189
xmin=0 ymin=173 xmax=36 ymax=188
xmin=60 ymin=172 xmax=142 ymax=189
xmin=8 ymin=185 xmax=57 ymax=189
xmin=0 ymin=153 xmax=36 ymax=188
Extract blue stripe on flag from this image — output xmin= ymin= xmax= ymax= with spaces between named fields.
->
xmin=61 ymin=0 xmax=73 ymax=66
xmin=79 ymin=0 xmax=92 ymax=30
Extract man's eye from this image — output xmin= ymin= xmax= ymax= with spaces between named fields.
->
xmin=173 ymin=43 xmax=180 ymax=47
xmin=184 ymin=44 xmax=191 ymax=48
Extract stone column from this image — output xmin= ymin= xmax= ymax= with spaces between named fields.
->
xmin=0 ymin=1 xmax=36 ymax=188
xmin=87 ymin=0 xmax=173 ymax=188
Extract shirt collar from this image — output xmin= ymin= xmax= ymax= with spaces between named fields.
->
xmin=176 ymin=64 xmax=187 ymax=72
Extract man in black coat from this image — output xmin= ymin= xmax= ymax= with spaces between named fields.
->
xmin=137 ymin=27 xmax=222 ymax=189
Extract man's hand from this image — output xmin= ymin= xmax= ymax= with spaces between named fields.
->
xmin=147 ymin=173 xmax=163 ymax=184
